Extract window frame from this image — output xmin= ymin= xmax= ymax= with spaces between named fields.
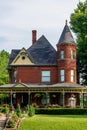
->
xmin=71 ymin=70 xmax=75 ymax=82
xmin=41 ymin=70 xmax=51 ymax=83
xmin=60 ymin=50 xmax=64 ymax=59
xmin=60 ymin=69 xmax=65 ymax=82
xmin=71 ymin=50 xmax=75 ymax=59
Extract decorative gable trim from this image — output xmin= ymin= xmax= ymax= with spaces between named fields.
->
xmin=12 ymin=82 xmax=29 ymax=88
xmin=10 ymin=48 xmax=34 ymax=66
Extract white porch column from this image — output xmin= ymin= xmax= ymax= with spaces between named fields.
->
xmin=46 ymin=92 xmax=50 ymax=106
xmin=80 ymin=91 xmax=83 ymax=108
xmin=63 ymin=90 xmax=65 ymax=108
xmin=10 ymin=91 xmax=13 ymax=106
xmin=28 ymin=91 xmax=30 ymax=106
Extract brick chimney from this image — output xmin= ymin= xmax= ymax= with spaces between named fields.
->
xmin=32 ymin=30 xmax=37 ymax=44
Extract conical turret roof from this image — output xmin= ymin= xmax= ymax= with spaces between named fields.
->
xmin=57 ymin=20 xmax=76 ymax=46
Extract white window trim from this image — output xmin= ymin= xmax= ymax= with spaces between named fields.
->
xmin=41 ymin=71 xmax=51 ymax=82
xmin=71 ymin=70 xmax=74 ymax=82
xmin=60 ymin=50 xmax=64 ymax=59
xmin=71 ymin=50 xmax=75 ymax=59
xmin=60 ymin=70 xmax=65 ymax=82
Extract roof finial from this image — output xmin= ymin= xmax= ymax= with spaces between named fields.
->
xmin=65 ymin=20 xmax=68 ymax=25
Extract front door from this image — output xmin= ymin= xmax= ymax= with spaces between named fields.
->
xmin=16 ymin=93 xmax=28 ymax=107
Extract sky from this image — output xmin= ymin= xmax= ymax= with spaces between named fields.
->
xmin=0 ymin=0 xmax=85 ymax=53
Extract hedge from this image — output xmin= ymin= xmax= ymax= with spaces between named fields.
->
xmin=35 ymin=108 xmax=87 ymax=115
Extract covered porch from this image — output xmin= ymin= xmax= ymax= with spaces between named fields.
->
xmin=0 ymin=82 xmax=86 ymax=108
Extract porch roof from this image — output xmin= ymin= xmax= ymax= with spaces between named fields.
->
xmin=0 ymin=82 xmax=86 ymax=93
xmin=0 ymin=82 xmax=84 ymax=89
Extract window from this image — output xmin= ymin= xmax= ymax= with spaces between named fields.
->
xmin=41 ymin=71 xmax=50 ymax=82
xmin=71 ymin=70 xmax=74 ymax=82
xmin=71 ymin=50 xmax=75 ymax=59
xmin=22 ymin=56 xmax=26 ymax=60
xmin=60 ymin=70 xmax=65 ymax=82
xmin=60 ymin=50 xmax=64 ymax=59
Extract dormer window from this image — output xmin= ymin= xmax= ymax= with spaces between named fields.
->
xmin=60 ymin=50 xmax=64 ymax=59
xmin=22 ymin=56 xmax=26 ymax=60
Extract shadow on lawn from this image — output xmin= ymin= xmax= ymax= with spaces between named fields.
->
xmin=38 ymin=114 xmax=87 ymax=119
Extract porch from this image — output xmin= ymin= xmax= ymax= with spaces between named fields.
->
xmin=0 ymin=82 xmax=86 ymax=108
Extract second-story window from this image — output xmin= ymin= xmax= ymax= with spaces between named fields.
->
xmin=71 ymin=50 xmax=75 ymax=59
xmin=71 ymin=70 xmax=75 ymax=82
xmin=60 ymin=50 xmax=64 ymax=59
xmin=41 ymin=71 xmax=50 ymax=83
xmin=13 ymin=68 xmax=18 ymax=83
xmin=60 ymin=70 xmax=65 ymax=82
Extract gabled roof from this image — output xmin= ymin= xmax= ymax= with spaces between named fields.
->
xmin=8 ymin=35 xmax=57 ymax=69
xmin=27 ymin=35 xmax=57 ymax=65
xmin=57 ymin=21 xmax=76 ymax=46
xmin=7 ymin=49 xmax=20 ymax=69
xmin=10 ymin=48 xmax=35 ymax=66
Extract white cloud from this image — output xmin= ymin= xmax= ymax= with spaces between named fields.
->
xmin=0 ymin=0 xmax=85 ymax=52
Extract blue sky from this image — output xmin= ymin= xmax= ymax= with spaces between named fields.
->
xmin=0 ymin=0 xmax=85 ymax=53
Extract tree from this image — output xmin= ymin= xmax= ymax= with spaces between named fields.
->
xmin=0 ymin=50 xmax=10 ymax=85
xmin=70 ymin=0 xmax=87 ymax=85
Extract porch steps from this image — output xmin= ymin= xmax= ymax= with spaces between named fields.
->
xmin=0 ymin=120 xmax=5 ymax=130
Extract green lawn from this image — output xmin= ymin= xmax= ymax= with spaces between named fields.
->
xmin=19 ymin=115 xmax=87 ymax=130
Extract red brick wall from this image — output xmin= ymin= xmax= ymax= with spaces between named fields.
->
xmin=9 ymin=44 xmax=77 ymax=84
xmin=57 ymin=44 xmax=77 ymax=83
xmin=10 ymin=66 xmax=58 ymax=84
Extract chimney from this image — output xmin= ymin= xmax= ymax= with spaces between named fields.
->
xmin=32 ymin=30 xmax=37 ymax=44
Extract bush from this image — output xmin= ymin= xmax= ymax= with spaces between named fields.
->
xmin=4 ymin=105 xmax=9 ymax=114
xmin=16 ymin=104 xmax=22 ymax=117
xmin=35 ymin=108 xmax=87 ymax=115
xmin=6 ymin=118 xmax=15 ymax=128
xmin=0 ymin=105 xmax=9 ymax=114
xmin=27 ymin=105 xmax=35 ymax=117
xmin=11 ymin=113 xmax=18 ymax=122
xmin=6 ymin=113 xmax=19 ymax=128
xmin=0 ymin=106 xmax=3 ymax=113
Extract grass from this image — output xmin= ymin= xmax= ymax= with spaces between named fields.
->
xmin=19 ymin=115 xmax=87 ymax=130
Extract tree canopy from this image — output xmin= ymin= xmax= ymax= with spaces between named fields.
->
xmin=0 ymin=50 xmax=10 ymax=85
xmin=70 ymin=0 xmax=87 ymax=85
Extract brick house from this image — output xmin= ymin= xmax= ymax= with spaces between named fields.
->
xmin=0 ymin=21 xmax=87 ymax=108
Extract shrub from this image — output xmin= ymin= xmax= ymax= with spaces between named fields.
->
xmin=27 ymin=105 xmax=35 ymax=117
xmin=0 ymin=105 xmax=9 ymax=114
xmin=16 ymin=104 xmax=22 ymax=117
xmin=6 ymin=118 xmax=15 ymax=128
xmin=4 ymin=105 xmax=9 ymax=114
xmin=0 ymin=106 xmax=3 ymax=113
xmin=6 ymin=113 xmax=19 ymax=128
xmin=11 ymin=113 xmax=18 ymax=122
xmin=35 ymin=108 xmax=87 ymax=115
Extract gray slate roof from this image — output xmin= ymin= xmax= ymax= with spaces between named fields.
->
xmin=8 ymin=49 xmax=20 ymax=69
xmin=8 ymin=35 xmax=57 ymax=68
xmin=57 ymin=23 xmax=76 ymax=46
xmin=27 ymin=35 xmax=57 ymax=65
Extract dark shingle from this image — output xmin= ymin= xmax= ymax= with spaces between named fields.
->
xmin=57 ymin=23 xmax=76 ymax=46
xmin=27 ymin=35 xmax=57 ymax=65
xmin=7 ymin=49 xmax=20 ymax=69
